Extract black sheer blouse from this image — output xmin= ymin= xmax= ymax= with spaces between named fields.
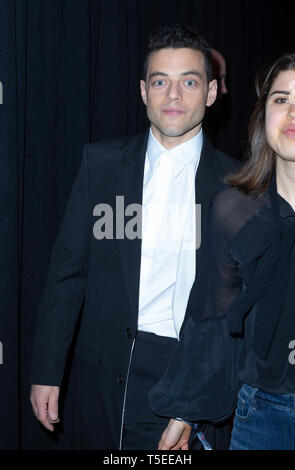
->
xmin=150 ymin=175 xmax=295 ymax=424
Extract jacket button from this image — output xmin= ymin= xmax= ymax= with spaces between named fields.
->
xmin=125 ymin=328 xmax=132 ymax=339
xmin=117 ymin=375 xmax=124 ymax=385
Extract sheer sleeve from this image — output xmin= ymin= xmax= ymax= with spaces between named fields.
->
xmin=149 ymin=187 xmax=251 ymax=423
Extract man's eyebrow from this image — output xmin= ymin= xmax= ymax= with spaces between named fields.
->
xmin=148 ymin=72 xmax=168 ymax=80
xmin=148 ymin=70 xmax=203 ymax=81
xmin=269 ymin=90 xmax=290 ymax=97
xmin=181 ymin=70 xmax=203 ymax=79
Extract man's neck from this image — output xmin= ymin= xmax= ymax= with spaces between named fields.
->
xmin=151 ymin=125 xmax=202 ymax=150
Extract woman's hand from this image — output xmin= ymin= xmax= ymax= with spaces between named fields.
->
xmin=158 ymin=418 xmax=192 ymax=450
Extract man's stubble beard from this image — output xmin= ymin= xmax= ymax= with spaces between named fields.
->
xmin=147 ymin=107 xmax=205 ymax=140
xmin=150 ymin=119 xmax=204 ymax=139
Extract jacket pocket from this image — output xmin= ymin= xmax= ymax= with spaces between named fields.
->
xmin=74 ymin=334 xmax=101 ymax=368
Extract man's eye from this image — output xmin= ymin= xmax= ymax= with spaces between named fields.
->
xmin=184 ymin=79 xmax=197 ymax=87
xmin=153 ymin=80 xmax=166 ymax=87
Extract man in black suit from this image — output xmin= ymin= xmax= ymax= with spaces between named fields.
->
xmin=30 ymin=25 xmax=238 ymax=450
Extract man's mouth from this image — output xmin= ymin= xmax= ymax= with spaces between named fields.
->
xmin=162 ymin=108 xmax=186 ymax=116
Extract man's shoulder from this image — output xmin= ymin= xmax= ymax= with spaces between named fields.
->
xmin=203 ymin=135 xmax=241 ymax=173
xmin=88 ymin=134 xmax=134 ymax=154
xmin=85 ymin=131 xmax=147 ymax=167
xmin=215 ymin=148 xmax=241 ymax=174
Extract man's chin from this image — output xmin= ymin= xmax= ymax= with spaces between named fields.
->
xmin=158 ymin=127 xmax=189 ymax=138
xmin=150 ymin=121 xmax=201 ymax=141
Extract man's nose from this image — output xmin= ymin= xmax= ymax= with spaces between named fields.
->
xmin=167 ymin=82 xmax=182 ymax=101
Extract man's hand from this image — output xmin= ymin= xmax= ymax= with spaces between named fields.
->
xmin=30 ymin=385 xmax=60 ymax=432
xmin=158 ymin=418 xmax=192 ymax=450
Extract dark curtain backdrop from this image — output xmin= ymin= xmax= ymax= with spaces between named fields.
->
xmin=0 ymin=0 xmax=294 ymax=450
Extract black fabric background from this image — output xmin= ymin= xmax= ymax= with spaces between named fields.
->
xmin=0 ymin=0 xmax=294 ymax=449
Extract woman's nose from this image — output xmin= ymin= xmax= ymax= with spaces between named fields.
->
xmin=287 ymin=102 xmax=295 ymax=120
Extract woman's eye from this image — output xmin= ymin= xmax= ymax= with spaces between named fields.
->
xmin=275 ymin=97 xmax=288 ymax=104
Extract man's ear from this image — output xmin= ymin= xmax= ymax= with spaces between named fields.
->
xmin=140 ymin=80 xmax=147 ymax=106
xmin=206 ymin=79 xmax=218 ymax=107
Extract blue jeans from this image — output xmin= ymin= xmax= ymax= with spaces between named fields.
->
xmin=230 ymin=383 xmax=295 ymax=450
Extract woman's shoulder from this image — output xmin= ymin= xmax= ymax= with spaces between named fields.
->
xmin=210 ymin=184 xmax=261 ymax=217
xmin=208 ymin=185 xmax=269 ymax=238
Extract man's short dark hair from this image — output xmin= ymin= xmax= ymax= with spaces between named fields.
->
xmin=143 ymin=24 xmax=213 ymax=83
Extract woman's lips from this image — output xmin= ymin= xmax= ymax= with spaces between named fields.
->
xmin=282 ymin=126 xmax=295 ymax=139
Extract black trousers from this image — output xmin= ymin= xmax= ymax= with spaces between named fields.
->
xmin=71 ymin=331 xmax=232 ymax=450
xmin=122 ymin=331 xmax=178 ymax=450
xmin=122 ymin=331 xmax=232 ymax=450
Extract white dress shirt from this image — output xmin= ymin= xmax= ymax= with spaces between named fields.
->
xmin=138 ymin=128 xmax=203 ymax=339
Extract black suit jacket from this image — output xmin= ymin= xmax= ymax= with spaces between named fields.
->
xmin=30 ymin=129 xmax=239 ymax=446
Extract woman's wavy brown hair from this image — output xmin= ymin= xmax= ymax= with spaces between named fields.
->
xmin=226 ymin=53 xmax=295 ymax=195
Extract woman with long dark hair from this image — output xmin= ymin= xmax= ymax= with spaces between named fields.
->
xmin=150 ymin=53 xmax=295 ymax=450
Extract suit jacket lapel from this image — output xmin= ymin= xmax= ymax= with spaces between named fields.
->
xmin=180 ymin=136 xmax=223 ymax=334
xmin=195 ymin=136 xmax=222 ymax=271
xmin=116 ymin=131 xmax=148 ymax=320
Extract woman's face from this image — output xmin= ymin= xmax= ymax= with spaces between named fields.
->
xmin=265 ymin=69 xmax=295 ymax=162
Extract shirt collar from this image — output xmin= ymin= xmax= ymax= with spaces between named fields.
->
xmin=146 ymin=128 xmax=203 ymax=178
xmin=277 ymin=193 xmax=295 ymax=222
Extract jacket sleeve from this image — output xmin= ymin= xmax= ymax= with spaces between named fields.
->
xmin=30 ymin=144 xmax=92 ymax=386
xmin=149 ymin=188 xmax=244 ymax=424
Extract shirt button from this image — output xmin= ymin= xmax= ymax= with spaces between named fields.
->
xmin=117 ymin=375 xmax=124 ymax=385
xmin=125 ymin=328 xmax=132 ymax=339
